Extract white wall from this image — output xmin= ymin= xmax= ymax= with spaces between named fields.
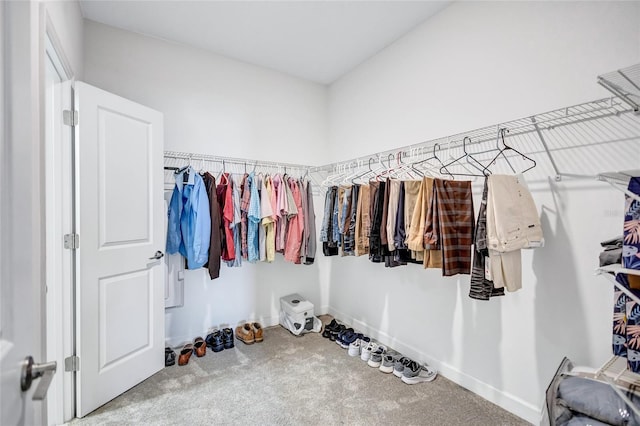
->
xmin=327 ymin=1 xmax=640 ymax=423
xmin=83 ymin=20 xmax=328 ymax=165
xmin=83 ymin=21 xmax=330 ymax=346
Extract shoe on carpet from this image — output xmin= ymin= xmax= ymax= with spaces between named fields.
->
xmin=222 ymin=327 xmax=235 ymax=349
xmin=206 ymin=330 xmax=225 ymax=352
xmin=236 ymin=323 xmax=255 ymax=345
xmin=322 ymin=319 xmax=339 ymax=338
xmin=348 ymin=339 xmax=361 ymax=357
xmin=336 ymin=327 xmax=352 ymax=347
xmin=193 ymin=336 xmax=207 ymax=357
xmin=393 ymin=356 xmax=412 ymax=378
xmin=401 ymin=361 xmax=437 ymax=384
xmin=165 ymin=347 xmax=176 ymax=367
xmin=178 ymin=343 xmax=193 ymax=366
xmin=251 ymin=322 xmax=264 ymax=343
xmin=361 ymin=341 xmax=375 ymax=362
xmin=367 ymin=345 xmax=387 ymax=368
xmin=379 ymin=354 xmax=395 ymax=373
xmin=330 ymin=324 xmax=345 ymax=342
xmin=340 ymin=329 xmax=358 ymax=349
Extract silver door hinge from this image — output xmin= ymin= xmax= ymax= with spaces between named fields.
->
xmin=63 ymin=109 xmax=78 ymax=126
xmin=64 ymin=356 xmax=79 ymax=372
xmin=63 ymin=233 xmax=79 ymax=250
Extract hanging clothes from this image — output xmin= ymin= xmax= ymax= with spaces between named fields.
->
xmin=256 ymin=175 xmax=266 ymax=262
xmin=393 ymin=182 xmax=407 ymax=251
xmin=299 ymin=179 xmax=308 ymax=262
xmin=393 ymin=181 xmax=416 ymax=265
xmin=272 ymin=174 xmax=285 ymax=253
xmin=284 ymin=177 xmax=304 ymax=263
xmin=304 ymin=180 xmax=317 ymax=264
xmin=240 ymin=173 xmax=250 ymax=260
xmin=339 ymin=186 xmax=352 ymax=255
xmin=386 ymin=180 xmax=401 ymax=252
xmin=382 ymin=179 xmax=404 ymax=268
xmin=424 ymin=179 xmax=474 ymax=276
xmin=166 ymin=166 xmax=211 ymax=269
xmin=406 ymin=177 xmax=442 ymax=269
xmin=402 ymin=180 xmax=421 ymax=260
xmin=330 ymin=185 xmax=340 ymax=248
xmin=343 ymin=184 xmax=358 ymax=256
xmin=485 ymin=174 xmax=543 ymax=291
xmin=355 ymin=184 xmax=371 ymax=256
xmin=469 ymin=177 xmax=504 ymax=300
xmin=247 ymin=172 xmax=261 ymax=263
xmin=321 ymin=186 xmax=339 ymax=256
xmin=261 ymin=175 xmax=276 ymax=263
xmin=202 ymin=172 xmax=222 ymax=279
xmin=226 ymin=174 xmax=242 ymax=267
xmin=216 ymin=172 xmax=235 ymax=263
xmin=369 ymin=180 xmax=386 ymax=263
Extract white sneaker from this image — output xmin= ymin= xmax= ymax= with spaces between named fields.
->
xmin=360 ymin=342 xmax=376 ymax=362
xmin=348 ymin=340 xmax=361 ymax=357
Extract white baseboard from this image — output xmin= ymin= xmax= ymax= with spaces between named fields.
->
xmin=327 ymin=306 xmax=541 ymax=425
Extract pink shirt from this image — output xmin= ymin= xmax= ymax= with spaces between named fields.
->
xmin=284 ymin=177 xmax=305 ymax=263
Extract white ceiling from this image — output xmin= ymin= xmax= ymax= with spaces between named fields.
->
xmin=79 ymin=1 xmax=451 ymax=84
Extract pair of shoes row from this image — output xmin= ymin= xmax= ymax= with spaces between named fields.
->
xmin=322 ymin=319 xmax=367 ymax=345
xmin=324 ymin=319 xmax=438 ymax=384
xmin=235 ymin=322 xmax=264 ymax=345
xmin=205 ymin=327 xmax=235 ymax=353
xmin=165 ymin=327 xmax=236 ymax=367
xmin=174 ymin=335 xmax=210 ymax=366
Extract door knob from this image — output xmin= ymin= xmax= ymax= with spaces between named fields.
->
xmin=149 ymin=250 xmax=164 ymax=260
xmin=21 ymin=356 xmax=57 ymax=400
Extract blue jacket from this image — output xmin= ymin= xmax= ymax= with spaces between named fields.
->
xmin=166 ymin=167 xmax=211 ymax=269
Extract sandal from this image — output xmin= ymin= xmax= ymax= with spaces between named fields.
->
xmin=165 ymin=347 xmax=176 ymax=367
xmin=193 ymin=337 xmax=206 ymax=357
xmin=178 ymin=343 xmax=193 ymax=366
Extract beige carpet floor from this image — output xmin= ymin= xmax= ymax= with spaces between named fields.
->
xmin=72 ymin=318 xmax=530 ymax=425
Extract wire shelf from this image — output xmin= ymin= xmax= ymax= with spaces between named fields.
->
xmin=313 ymin=96 xmax=640 ymax=184
xmin=598 ymin=64 xmax=640 ymax=112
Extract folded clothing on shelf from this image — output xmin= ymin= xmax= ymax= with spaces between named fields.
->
xmin=600 ymin=235 xmax=623 ymax=267
xmin=556 ymin=376 xmax=640 ymax=426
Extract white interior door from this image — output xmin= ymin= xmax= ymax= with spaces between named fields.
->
xmin=75 ymin=82 xmax=165 ymax=417
xmin=1 ymin=2 xmax=49 ymax=424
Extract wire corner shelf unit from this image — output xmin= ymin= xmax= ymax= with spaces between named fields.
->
xmin=598 ymin=63 xmax=640 ymax=114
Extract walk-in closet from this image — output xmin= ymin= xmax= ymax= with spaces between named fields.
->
xmin=2 ymin=1 xmax=640 ymax=425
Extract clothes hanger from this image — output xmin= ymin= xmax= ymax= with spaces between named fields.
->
xmin=174 ymin=155 xmax=193 ymax=183
xmin=321 ymin=164 xmax=343 ymax=187
xmin=409 ymin=146 xmax=427 ymax=177
xmin=481 ymin=128 xmax=536 ymax=176
xmin=375 ymin=153 xmax=395 ymax=181
xmin=349 ymin=157 xmax=375 ymax=184
xmin=217 ymin=160 xmax=229 ymax=185
xmin=410 ymin=145 xmax=436 ymax=177
xmin=174 ymin=155 xmax=191 ymax=175
xmin=412 ymin=143 xmax=453 ymax=179
xmin=439 ymin=137 xmax=486 ymax=178
xmin=390 ymin=150 xmax=418 ymax=179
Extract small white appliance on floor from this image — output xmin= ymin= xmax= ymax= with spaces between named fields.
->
xmin=279 ymin=293 xmax=322 ymax=336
